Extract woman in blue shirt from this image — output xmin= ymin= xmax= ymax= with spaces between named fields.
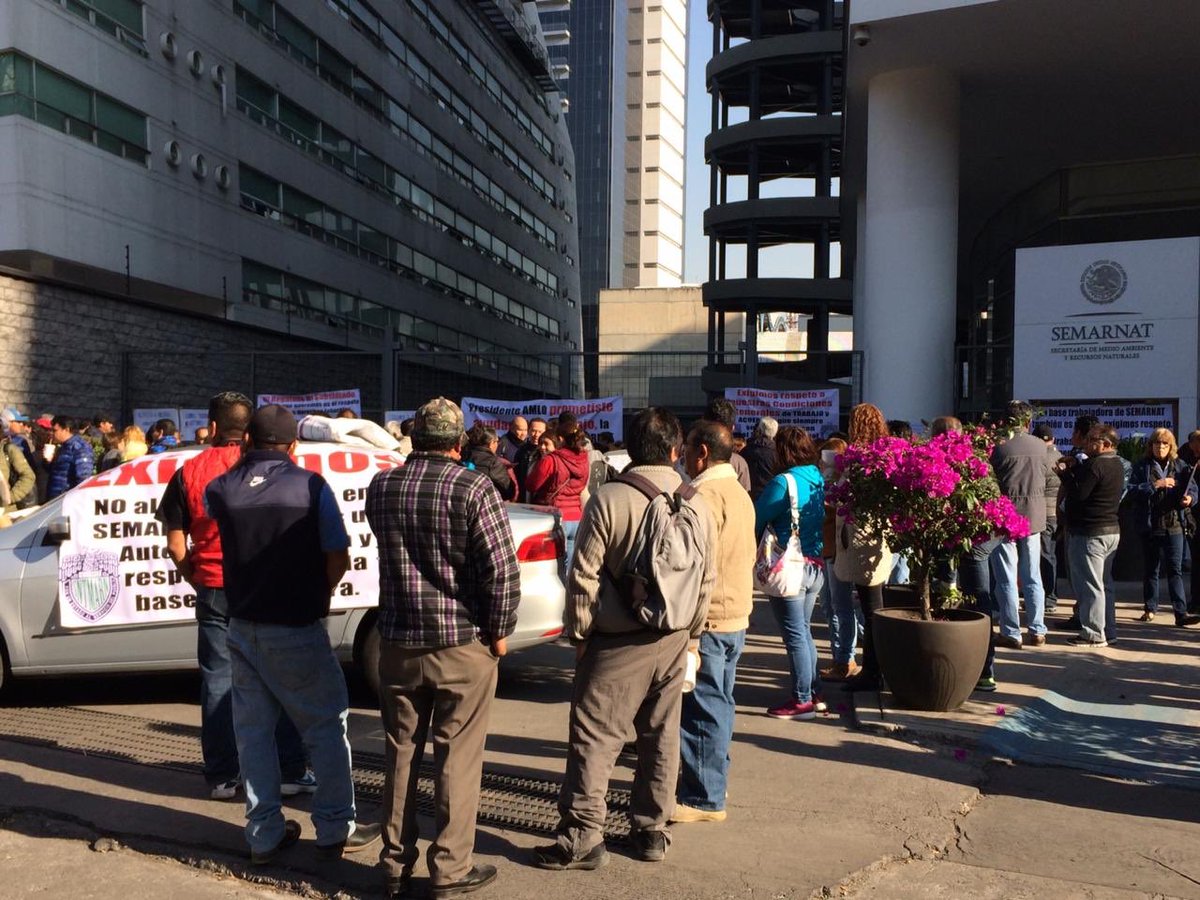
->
xmin=754 ymin=426 xmax=826 ymax=720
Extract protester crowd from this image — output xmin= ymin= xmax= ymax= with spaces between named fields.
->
xmin=4 ymin=390 xmax=1198 ymax=897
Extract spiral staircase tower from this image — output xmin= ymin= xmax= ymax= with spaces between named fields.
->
xmin=704 ymin=0 xmax=851 ymax=388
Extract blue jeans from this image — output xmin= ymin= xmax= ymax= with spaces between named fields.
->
xmin=888 ymin=553 xmax=910 ymax=585
xmin=678 ymin=630 xmax=745 ymax=812
xmin=1143 ymin=531 xmax=1186 ymax=616
xmin=768 ymin=569 xmax=824 ymax=703
xmin=991 ymin=533 xmax=1046 ymax=638
xmin=958 ymin=536 xmax=1001 ymax=679
xmin=1067 ymin=533 xmax=1119 ymax=643
xmin=195 ymin=590 xmax=306 ymax=784
xmin=227 ymin=618 xmax=356 ymax=853
xmin=822 ymin=570 xmax=860 ymax=665
xmin=562 ymin=518 xmax=580 ymax=568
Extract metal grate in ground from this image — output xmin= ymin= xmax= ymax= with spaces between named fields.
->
xmin=0 ymin=706 xmax=631 ymax=840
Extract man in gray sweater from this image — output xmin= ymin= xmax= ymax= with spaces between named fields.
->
xmin=990 ymin=401 xmax=1054 ymax=648
xmin=533 ymin=408 xmax=715 ymax=871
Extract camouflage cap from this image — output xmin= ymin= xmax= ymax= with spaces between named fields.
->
xmin=414 ymin=396 xmax=465 ymax=442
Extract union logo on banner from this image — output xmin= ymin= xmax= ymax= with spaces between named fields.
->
xmin=60 ymin=549 xmax=122 ymax=623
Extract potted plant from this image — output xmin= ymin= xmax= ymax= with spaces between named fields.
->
xmin=829 ymin=429 xmax=1030 ymax=710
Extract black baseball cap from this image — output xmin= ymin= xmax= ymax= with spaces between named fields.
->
xmin=249 ymin=404 xmax=298 ymax=445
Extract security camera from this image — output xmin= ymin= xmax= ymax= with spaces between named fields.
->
xmin=852 ymin=25 xmax=871 ymax=47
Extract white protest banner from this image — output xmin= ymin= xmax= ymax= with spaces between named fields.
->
xmin=384 ymin=410 xmax=416 ymax=424
xmin=1032 ymin=402 xmax=1176 ymax=455
xmin=56 ymin=446 xmax=402 ymax=629
xmin=461 ymin=396 xmax=624 ymax=439
xmin=179 ymin=408 xmax=210 ymax=440
xmin=257 ymin=389 xmax=361 ymax=417
xmin=724 ymin=387 xmax=839 ymax=437
xmin=133 ymin=408 xmax=179 ymax=435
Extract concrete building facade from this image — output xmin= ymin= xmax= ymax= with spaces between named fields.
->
xmin=0 ymin=0 xmax=580 ymax=417
xmin=844 ymin=0 xmax=1200 ymax=425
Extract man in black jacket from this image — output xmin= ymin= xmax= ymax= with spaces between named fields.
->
xmin=1059 ymin=425 xmax=1124 ymax=647
xmin=741 ymin=417 xmax=778 ymax=500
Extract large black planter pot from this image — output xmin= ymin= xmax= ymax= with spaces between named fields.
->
xmin=873 ymin=607 xmax=992 ymax=711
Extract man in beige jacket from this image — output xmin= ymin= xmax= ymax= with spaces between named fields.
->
xmin=673 ymin=420 xmax=756 ymax=823
xmin=533 ymin=408 xmax=716 ymax=871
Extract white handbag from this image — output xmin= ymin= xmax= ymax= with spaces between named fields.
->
xmin=753 ymin=474 xmax=818 ymax=597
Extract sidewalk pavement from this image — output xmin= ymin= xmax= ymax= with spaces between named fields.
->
xmin=1 ymin=580 xmax=1199 ymax=899
xmin=851 ymin=584 xmax=1200 ymax=788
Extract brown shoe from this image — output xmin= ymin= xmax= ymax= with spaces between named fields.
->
xmin=820 ymin=661 xmax=860 ymax=682
xmin=995 ymin=635 xmax=1022 ymax=650
xmin=1027 ymin=633 xmax=1046 ymax=647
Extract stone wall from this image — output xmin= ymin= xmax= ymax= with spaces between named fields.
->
xmin=0 ymin=274 xmax=384 ymax=423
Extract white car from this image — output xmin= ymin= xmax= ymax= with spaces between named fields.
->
xmin=0 ymin=442 xmax=566 ymax=695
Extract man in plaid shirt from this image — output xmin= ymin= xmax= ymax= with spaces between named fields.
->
xmin=366 ymin=396 xmax=519 ymax=899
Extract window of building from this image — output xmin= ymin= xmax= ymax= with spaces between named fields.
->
xmin=0 ymin=51 xmax=147 ymax=163
xmin=40 ymin=0 xmax=147 ymax=52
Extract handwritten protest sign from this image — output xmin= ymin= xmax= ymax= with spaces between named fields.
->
xmin=461 ymin=396 xmax=624 ymax=439
xmin=257 ymin=389 xmax=361 ymax=417
xmin=724 ymin=388 xmax=839 ymax=437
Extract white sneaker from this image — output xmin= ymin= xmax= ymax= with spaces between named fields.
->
xmin=281 ymin=770 xmax=318 ymax=797
xmin=210 ymin=779 xmax=240 ymax=801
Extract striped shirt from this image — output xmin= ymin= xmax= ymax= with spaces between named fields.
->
xmin=366 ymin=452 xmax=520 ymax=647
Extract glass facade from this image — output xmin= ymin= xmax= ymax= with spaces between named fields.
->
xmin=37 ymin=0 xmax=147 ymax=52
xmin=543 ymin=0 xmax=626 ymax=378
xmin=233 ymin=0 xmax=559 ymax=205
xmin=234 ymin=67 xmax=559 ymax=253
xmin=0 ymin=51 xmax=148 ymax=164
xmin=239 ymin=165 xmax=562 ymax=337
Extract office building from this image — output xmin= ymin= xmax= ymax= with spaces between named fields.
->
xmin=543 ymin=0 xmax=687 ymax=386
xmin=0 ymin=0 xmax=580 ymax=416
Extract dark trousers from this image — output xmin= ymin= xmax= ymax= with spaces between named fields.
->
xmin=855 ymin=584 xmax=884 ymax=678
xmin=1143 ymin=531 xmax=1187 ymax=616
xmin=378 ymin=638 xmax=499 ymax=887
xmin=1040 ymin=520 xmax=1058 ymax=609
xmin=1190 ymin=532 xmax=1200 ymax=613
xmin=555 ymin=629 xmax=688 ymax=855
xmin=958 ymin=537 xmax=1001 ymax=680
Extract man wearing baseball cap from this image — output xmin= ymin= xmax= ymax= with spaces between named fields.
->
xmin=205 ymin=404 xmax=380 ymax=865
xmin=367 ymin=396 xmax=520 ymax=898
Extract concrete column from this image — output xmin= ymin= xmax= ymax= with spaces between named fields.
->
xmin=856 ymin=67 xmax=960 ymax=424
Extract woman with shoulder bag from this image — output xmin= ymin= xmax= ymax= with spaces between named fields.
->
xmin=1132 ymin=428 xmax=1200 ymax=627
xmin=754 ymin=426 xmax=827 ymax=720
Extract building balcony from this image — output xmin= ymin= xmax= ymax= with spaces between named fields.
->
xmin=704 ymin=197 xmax=842 ymax=245
xmin=707 ymin=31 xmax=843 ymax=113
xmin=706 ymin=115 xmax=841 ymax=178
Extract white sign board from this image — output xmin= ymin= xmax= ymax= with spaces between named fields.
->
xmin=384 ymin=410 xmax=416 ymax=425
xmin=724 ymin=387 xmax=840 ymax=437
xmin=55 ymin=446 xmax=402 ymax=629
xmin=179 ymin=408 xmax=210 ymax=441
xmin=1032 ymin=402 xmax=1176 ymax=455
xmin=257 ymin=389 xmax=361 ymax=417
xmin=1014 ymin=238 xmax=1199 ymax=431
xmin=461 ymin=396 xmax=624 ymax=439
xmin=133 ymin=408 xmax=179 ymax=435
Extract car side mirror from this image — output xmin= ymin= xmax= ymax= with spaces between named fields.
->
xmin=45 ymin=517 xmax=71 ymax=544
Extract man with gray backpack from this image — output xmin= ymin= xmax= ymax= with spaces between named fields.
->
xmin=533 ymin=408 xmax=715 ymax=872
